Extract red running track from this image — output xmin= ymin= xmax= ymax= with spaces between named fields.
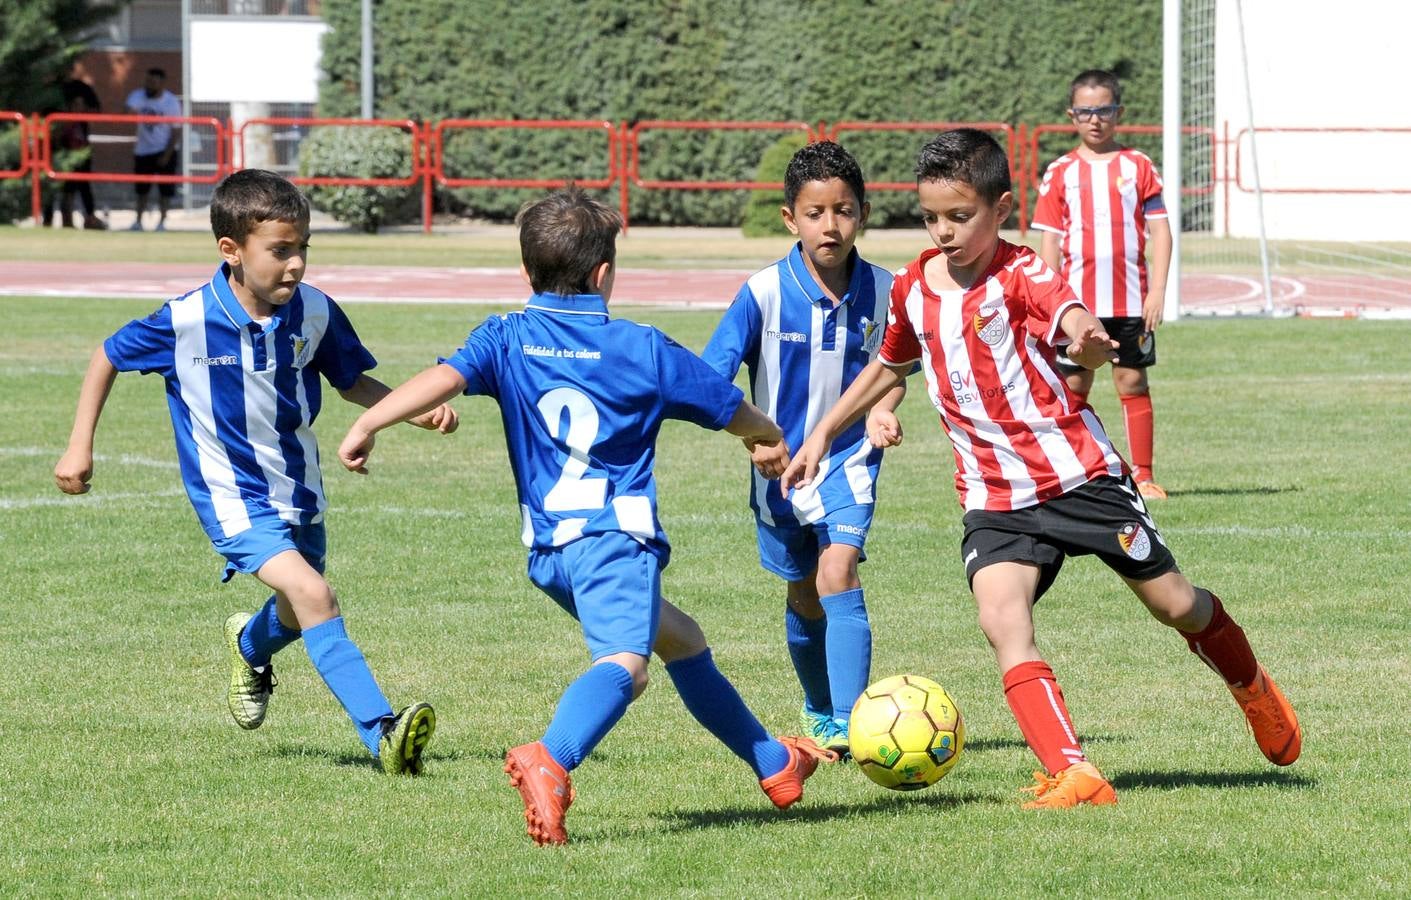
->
xmin=1 ymin=260 xmax=1407 ymax=316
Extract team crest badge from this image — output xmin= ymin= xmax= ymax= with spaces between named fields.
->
xmin=1117 ymin=522 xmax=1152 ymax=560
xmin=1138 ymin=331 xmax=1153 ymax=354
xmin=973 ymin=304 xmax=1007 ymax=346
xmin=861 ymin=316 xmax=883 ymax=353
xmin=1116 ymin=174 xmax=1136 ymax=194
xmin=291 ymin=334 xmax=312 ymax=367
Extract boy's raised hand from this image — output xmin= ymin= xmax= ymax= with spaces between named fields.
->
xmin=54 ymin=448 xmax=94 ymax=494
xmin=408 ymin=403 xmax=459 ymax=434
xmin=1066 ymin=322 xmax=1120 ymax=370
xmin=337 ymin=427 xmax=376 ymax=475
xmin=866 ymin=408 xmax=903 ymax=449
xmin=779 ymin=435 xmax=826 ymax=495
xmin=747 ymin=436 xmax=791 ymax=480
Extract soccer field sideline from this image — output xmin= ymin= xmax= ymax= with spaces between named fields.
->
xmin=3 ymin=258 xmax=1408 ymax=316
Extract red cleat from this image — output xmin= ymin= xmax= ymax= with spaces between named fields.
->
xmin=758 ymin=736 xmax=839 ymax=809
xmin=504 ymin=742 xmax=575 ymax=846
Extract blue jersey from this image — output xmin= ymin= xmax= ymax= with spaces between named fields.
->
xmin=702 ymin=243 xmax=893 ymax=528
xmin=442 ymin=292 xmax=743 ymax=566
xmin=103 ymin=265 xmax=375 ymax=541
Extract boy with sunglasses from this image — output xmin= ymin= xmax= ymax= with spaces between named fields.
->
xmin=1032 ymin=69 xmax=1173 ymax=500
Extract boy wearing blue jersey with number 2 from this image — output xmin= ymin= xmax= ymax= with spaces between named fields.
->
xmin=55 ymin=169 xmax=454 ymax=775
xmin=340 ymin=187 xmax=836 ymax=847
xmin=703 ymin=142 xmax=904 ymax=754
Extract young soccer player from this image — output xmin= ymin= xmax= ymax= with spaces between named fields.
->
xmin=338 ymin=187 xmax=835 ymax=846
xmin=702 ymin=141 xmax=903 ymax=755
xmin=782 ymin=130 xmax=1300 ymax=809
xmin=1032 ymin=69 xmax=1173 ymax=499
xmin=54 ymin=169 xmax=452 ymax=775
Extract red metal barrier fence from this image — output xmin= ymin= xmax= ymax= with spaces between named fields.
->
xmin=5 ymin=113 xmax=1369 ymax=235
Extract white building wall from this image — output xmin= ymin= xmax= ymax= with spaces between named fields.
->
xmin=1215 ymin=0 xmax=1411 ymax=241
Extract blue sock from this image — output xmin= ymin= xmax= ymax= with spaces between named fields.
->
xmin=666 ymin=649 xmax=790 ymax=779
xmin=785 ymin=606 xmax=831 ymax=716
xmin=302 ymin=617 xmax=395 ymax=755
xmin=820 ymin=588 xmax=872 ymax=723
xmin=540 ymin=662 xmax=634 ymax=772
xmin=239 ymin=596 xmax=302 ymax=668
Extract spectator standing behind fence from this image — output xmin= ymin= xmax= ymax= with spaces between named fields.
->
xmin=43 ymin=84 xmax=107 ymax=231
xmin=125 ymin=67 xmax=182 ymax=232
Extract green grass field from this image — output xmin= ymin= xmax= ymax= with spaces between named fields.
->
xmin=4 ymin=294 xmax=1410 ymax=896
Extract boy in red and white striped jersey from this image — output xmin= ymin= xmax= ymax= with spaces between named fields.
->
xmin=783 ymin=129 xmax=1299 ymax=809
xmin=1032 ymin=70 xmax=1173 ymax=500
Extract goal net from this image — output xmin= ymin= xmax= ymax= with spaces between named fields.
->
xmin=1174 ymin=0 xmax=1411 ymax=318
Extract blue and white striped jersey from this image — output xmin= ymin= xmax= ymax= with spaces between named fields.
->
xmin=103 ymin=265 xmax=375 ymax=540
xmin=442 ymin=292 xmax=743 ymax=567
xmin=702 ymin=243 xmax=893 ymax=527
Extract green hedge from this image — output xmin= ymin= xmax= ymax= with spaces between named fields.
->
xmin=318 ymin=0 xmax=1162 ymax=227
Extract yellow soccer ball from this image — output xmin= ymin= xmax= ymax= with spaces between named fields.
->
xmin=848 ymin=674 xmax=964 ymax=791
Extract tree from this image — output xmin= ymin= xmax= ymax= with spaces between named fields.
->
xmin=0 ymin=0 xmax=126 ymax=222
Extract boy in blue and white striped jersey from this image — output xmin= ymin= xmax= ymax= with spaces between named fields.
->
xmin=55 ymin=169 xmax=456 ymax=774
xmin=703 ymin=142 xmax=906 ymax=754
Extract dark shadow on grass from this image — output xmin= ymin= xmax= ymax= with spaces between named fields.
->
xmin=1111 ymin=768 xmax=1316 ymax=791
xmin=656 ymin=789 xmax=998 ymax=834
xmin=1167 ymin=485 xmax=1299 ymax=497
xmin=267 ymin=741 xmax=502 ymax=770
xmin=964 ymin=733 xmax=1129 ymax=753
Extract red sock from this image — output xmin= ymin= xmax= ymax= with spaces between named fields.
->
xmin=1181 ymin=592 xmax=1258 ymax=688
xmin=1120 ymin=393 xmax=1155 ymax=482
xmin=1002 ymin=660 xmax=1087 ymax=775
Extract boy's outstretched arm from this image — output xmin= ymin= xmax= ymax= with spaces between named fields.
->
xmin=55 ymin=346 xmax=119 ymax=494
xmin=1060 ymin=305 xmax=1121 ymax=370
xmin=339 ymin=364 xmax=467 ymax=474
xmin=781 ymin=359 xmax=907 ymax=493
xmin=337 ymin=373 xmax=459 ymax=434
xmin=725 ymin=400 xmax=789 ymax=479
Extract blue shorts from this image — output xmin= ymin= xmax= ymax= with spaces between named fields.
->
xmin=212 ymin=512 xmax=326 ymax=583
xmin=527 ymin=532 xmax=662 ymax=660
xmin=756 ymin=505 xmax=873 ymax=582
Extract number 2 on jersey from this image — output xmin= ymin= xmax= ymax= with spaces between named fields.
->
xmin=537 ymin=387 xmax=608 ymax=511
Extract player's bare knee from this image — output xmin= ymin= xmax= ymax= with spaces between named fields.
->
xmin=654 ymin=601 xmax=708 ymax=663
xmin=815 ymin=556 xmax=859 ymax=596
xmin=786 ymin=579 xmax=823 ymax=618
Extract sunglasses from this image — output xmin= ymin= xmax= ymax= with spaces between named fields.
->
xmin=1070 ymin=105 xmax=1121 ymax=123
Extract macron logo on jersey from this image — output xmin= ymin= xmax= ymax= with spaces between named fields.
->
xmin=766 ymin=329 xmax=807 ymax=344
xmin=192 ymin=354 xmax=238 ymax=366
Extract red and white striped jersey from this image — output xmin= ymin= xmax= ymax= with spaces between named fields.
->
xmin=879 ymin=241 xmax=1127 ymax=511
xmin=1031 ymin=149 xmax=1167 ymax=318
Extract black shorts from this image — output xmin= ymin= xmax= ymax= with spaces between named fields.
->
xmin=960 ymin=475 xmax=1178 ymax=601
xmin=134 ymin=151 xmax=179 ymax=197
xmin=1056 ymin=316 xmax=1155 ymax=372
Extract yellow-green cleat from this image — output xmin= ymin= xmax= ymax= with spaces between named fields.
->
xmin=380 ymin=702 xmax=436 ymax=775
xmin=223 ymin=612 xmax=275 ymax=730
xmin=799 ymin=707 xmax=850 ymax=758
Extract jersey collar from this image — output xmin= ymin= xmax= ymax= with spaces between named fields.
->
xmin=785 ymin=241 xmax=862 ymax=308
xmin=524 ymin=292 xmax=609 ymax=318
xmin=209 ymin=263 xmax=291 ymax=331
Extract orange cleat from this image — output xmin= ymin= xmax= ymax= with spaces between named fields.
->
xmin=1020 ymin=761 xmax=1118 ymax=809
xmin=759 ymin=736 xmax=839 ymax=809
xmin=504 ymin=742 xmax=575 ymax=846
xmin=1230 ymin=665 xmax=1302 ymax=766
xmin=1137 ymin=480 xmax=1168 ymax=500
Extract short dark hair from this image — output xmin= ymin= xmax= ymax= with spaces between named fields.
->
xmin=914 ymin=129 xmax=1011 ymax=203
xmin=516 ymin=186 xmax=622 ymax=295
xmin=210 ymin=169 xmax=310 ymax=243
xmin=784 ymin=141 xmax=866 ymax=210
xmin=1068 ymin=69 xmax=1123 ymax=107
xmin=146 ymin=67 xmax=166 ymax=80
